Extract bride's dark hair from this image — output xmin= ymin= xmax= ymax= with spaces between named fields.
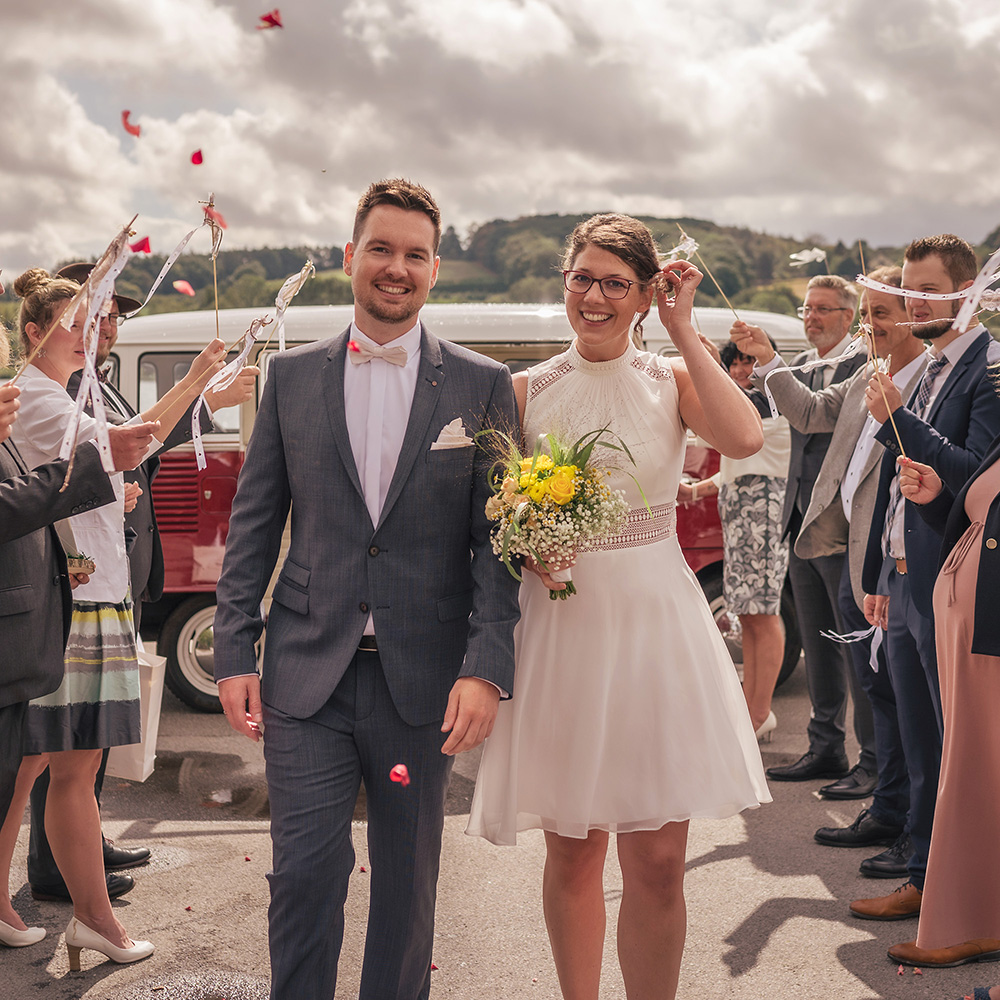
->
xmin=562 ymin=214 xmax=661 ymax=340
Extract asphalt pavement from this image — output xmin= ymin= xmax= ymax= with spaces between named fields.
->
xmin=3 ymin=663 xmax=983 ymax=999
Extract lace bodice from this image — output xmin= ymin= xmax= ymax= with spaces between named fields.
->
xmin=524 ymin=340 xmax=685 ymax=520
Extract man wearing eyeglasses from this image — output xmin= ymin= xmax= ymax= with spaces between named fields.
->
xmin=761 ymin=275 xmax=875 ymax=788
xmin=24 ymin=263 xmax=258 ymax=904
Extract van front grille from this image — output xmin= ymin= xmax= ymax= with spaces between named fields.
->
xmin=152 ymin=456 xmax=200 ymax=532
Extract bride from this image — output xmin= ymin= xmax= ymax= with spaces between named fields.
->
xmin=467 ymin=214 xmax=771 ymax=999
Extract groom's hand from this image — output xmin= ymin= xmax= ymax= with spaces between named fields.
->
xmin=218 ymin=675 xmax=264 ymax=741
xmin=441 ymin=677 xmax=500 ymax=755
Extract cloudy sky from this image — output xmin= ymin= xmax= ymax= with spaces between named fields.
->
xmin=2 ymin=0 xmax=999 ymax=272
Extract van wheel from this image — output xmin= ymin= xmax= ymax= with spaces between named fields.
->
xmin=699 ymin=569 xmax=801 ymax=689
xmin=160 ymin=595 xmax=223 ymax=713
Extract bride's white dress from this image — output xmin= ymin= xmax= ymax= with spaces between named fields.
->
xmin=467 ymin=341 xmax=770 ymax=846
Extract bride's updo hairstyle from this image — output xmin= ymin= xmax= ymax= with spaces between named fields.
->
xmin=12 ymin=268 xmax=79 ymax=361
xmin=562 ymin=213 xmax=661 ymax=340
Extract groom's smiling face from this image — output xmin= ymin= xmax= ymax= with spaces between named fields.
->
xmin=344 ymin=204 xmax=440 ymax=342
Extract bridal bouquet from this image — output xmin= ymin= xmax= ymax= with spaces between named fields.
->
xmin=479 ymin=428 xmax=636 ymax=600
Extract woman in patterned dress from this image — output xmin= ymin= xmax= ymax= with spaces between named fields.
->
xmin=681 ymin=338 xmax=791 ymax=740
xmin=0 ymin=269 xmax=223 ymax=966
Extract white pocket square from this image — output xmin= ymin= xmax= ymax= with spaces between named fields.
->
xmin=430 ymin=417 xmax=475 ymax=450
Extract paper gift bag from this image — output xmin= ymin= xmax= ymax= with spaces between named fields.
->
xmin=106 ymin=651 xmax=167 ymax=782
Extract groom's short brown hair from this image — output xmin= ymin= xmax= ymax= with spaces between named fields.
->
xmin=353 ymin=179 xmax=442 ymax=253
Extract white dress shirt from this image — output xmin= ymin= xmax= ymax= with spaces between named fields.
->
xmin=344 ymin=321 xmax=422 ymax=634
xmin=841 ymin=351 xmax=929 ymax=524
xmin=10 ymin=365 xmax=155 ymax=603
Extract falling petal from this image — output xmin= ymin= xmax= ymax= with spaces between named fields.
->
xmin=130 ymin=236 xmax=151 ymax=253
xmin=390 ymin=763 xmax=411 ymax=786
xmin=121 ymin=110 xmax=141 ymax=137
xmin=191 ymin=149 xmax=204 ymax=165
xmin=257 ymin=8 xmax=283 ymax=28
xmin=348 ymin=339 xmax=361 ymax=353
xmin=173 ymin=279 xmax=196 ymax=296
xmin=789 ymin=246 xmax=827 ymax=267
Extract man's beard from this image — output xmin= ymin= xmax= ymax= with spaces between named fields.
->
xmin=910 ymin=300 xmax=960 ymax=341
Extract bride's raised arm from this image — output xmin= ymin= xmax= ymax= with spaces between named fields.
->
xmin=657 ymin=261 xmax=762 ymax=459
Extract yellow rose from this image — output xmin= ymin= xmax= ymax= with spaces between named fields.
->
xmin=528 ymin=480 xmax=549 ymax=503
xmin=547 ymin=472 xmax=577 ymax=505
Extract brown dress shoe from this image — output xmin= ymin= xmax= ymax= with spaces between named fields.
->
xmin=888 ymin=938 xmax=1000 ymax=967
xmin=849 ymin=880 xmax=922 ymax=921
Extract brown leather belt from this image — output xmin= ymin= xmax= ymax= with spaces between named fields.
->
xmin=358 ymin=636 xmax=378 ymax=651
xmin=895 ymin=558 xmax=907 ymax=576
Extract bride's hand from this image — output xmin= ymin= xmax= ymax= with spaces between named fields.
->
xmin=524 ymin=556 xmax=575 ymax=594
xmin=655 ymin=260 xmax=703 ymax=339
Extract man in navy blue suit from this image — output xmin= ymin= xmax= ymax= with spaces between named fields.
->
xmin=851 ymin=234 xmax=1000 ymax=922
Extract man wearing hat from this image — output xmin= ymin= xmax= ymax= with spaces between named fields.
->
xmin=26 ymin=262 xmax=258 ymax=902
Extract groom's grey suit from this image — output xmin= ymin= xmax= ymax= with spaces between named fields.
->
xmin=214 ymin=325 xmax=520 ymax=1000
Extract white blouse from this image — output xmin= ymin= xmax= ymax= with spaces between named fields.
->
xmin=11 ymin=366 xmax=156 ymax=603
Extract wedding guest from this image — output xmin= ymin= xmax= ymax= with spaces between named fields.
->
xmin=213 ymin=179 xmax=520 ymax=1000
xmin=735 ymin=268 xmax=929 ymax=877
xmin=0 ymin=324 xmax=156 ymax=948
xmin=0 ymin=269 xmax=223 ymax=966
xmin=761 ymin=276 xmax=874 ymax=787
xmin=680 ymin=336 xmax=791 ymax=740
xmin=880 ymin=435 xmax=1000 ymax=968
xmin=26 ymin=262 xmax=258 ymax=903
xmin=851 ymin=234 xmax=1000 ymax=923
xmin=468 ymin=213 xmax=769 ymax=1000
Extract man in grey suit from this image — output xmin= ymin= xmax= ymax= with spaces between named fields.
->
xmin=0 ymin=348 xmax=156 ymax=828
xmin=214 ymin=179 xmax=520 ymax=1000
xmin=750 ymin=275 xmax=871 ymax=785
xmin=733 ymin=267 xmax=928 ymax=878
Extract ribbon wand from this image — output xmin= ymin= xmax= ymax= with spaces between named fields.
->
xmin=673 ymin=225 xmax=740 ymax=322
xmin=858 ymin=240 xmax=906 ymax=459
xmin=200 ymin=194 xmax=227 ymax=341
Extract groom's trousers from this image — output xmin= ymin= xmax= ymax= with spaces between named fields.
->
xmin=263 ymin=648 xmax=454 ymax=1000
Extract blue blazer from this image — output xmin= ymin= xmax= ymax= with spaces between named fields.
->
xmin=916 ymin=431 xmax=1000 ymax=656
xmin=862 ymin=328 xmax=1000 ymax=617
xmin=213 ymin=325 xmax=521 ymax=726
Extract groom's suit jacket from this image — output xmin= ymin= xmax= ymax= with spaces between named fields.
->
xmin=214 ymin=325 xmax=521 ymax=725
xmin=764 ymin=358 xmax=928 ymax=611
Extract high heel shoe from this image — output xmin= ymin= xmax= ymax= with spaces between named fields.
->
xmin=64 ymin=916 xmax=154 ymax=970
xmin=755 ymin=711 xmax=777 ymax=743
xmin=0 ymin=918 xmax=46 ymax=947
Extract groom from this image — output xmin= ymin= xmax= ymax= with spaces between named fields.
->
xmin=214 ymin=178 xmax=520 ymax=1000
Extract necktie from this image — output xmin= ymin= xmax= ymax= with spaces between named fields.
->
xmin=881 ymin=355 xmax=948 ymax=555
xmin=912 ymin=355 xmax=948 ymax=418
xmin=348 ymin=339 xmax=408 ymax=366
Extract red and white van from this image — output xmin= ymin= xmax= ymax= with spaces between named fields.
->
xmin=109 ymin=302 xmax=807 ymax=710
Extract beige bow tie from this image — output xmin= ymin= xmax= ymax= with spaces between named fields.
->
xmin=347 ymin=339 xmax=408 ymax=367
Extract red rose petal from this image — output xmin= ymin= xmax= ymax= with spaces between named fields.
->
xmin=173 ymin=279 xmax=196 ymax=296
xmin=121 ymin=110 xmax=141 ymax=137
xmin=203 ymin=205 xmax=228 ymax=229
xmin=185 ymin=906 xmax=193 ymax=911
xmin=430 ymin=963 xmax=438 ymax=971
xmin=257 ymin=8 xmax=283 ymax=29
xmin=359 ymin=866 xmax=367 ymax=873
xmin=130 ymin=236 xmax=151 ymax=253
xmin=191 ymin=149 xmax=204 ymax=165
xmin=390 ymin=763 xmax=411 ymax=787
xmin=348 ymin=339 xmax=361 ymax=352
xmin=245 ymin=856 xmax=251 ymax=861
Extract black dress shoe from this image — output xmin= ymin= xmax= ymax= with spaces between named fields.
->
xmin=819 ymin=763 xmax=877 ymax=800
xmin=31 ymin=872 xmax=135 ymax=902
xmin=103 ymin=836 xmax=151 ymax=871
xmin=860 ymin=832 xmax=912 ymax=878
xmin=766 ymin=750 xmax=850 ymax=782
xmin=814 ymin=807 xmax=903 ymax=848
